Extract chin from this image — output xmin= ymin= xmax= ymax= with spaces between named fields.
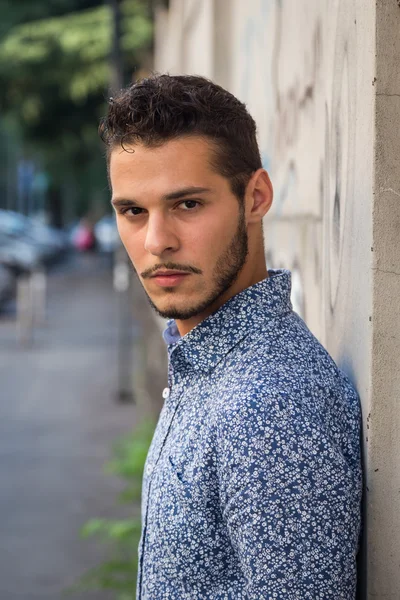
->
xmin=145 ymin=285 xmax=211 ymax=320
xmin=156 ymin=304 xmax=189 ymax=320
xmin=151 ymin=299 xmax=202 ymax=321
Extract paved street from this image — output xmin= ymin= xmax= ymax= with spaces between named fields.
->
xmin=0 ymin=253 xmax=140 ymax=599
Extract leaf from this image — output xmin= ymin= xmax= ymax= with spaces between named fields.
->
xmin=70 ymin=419 xmax=155 ymax=597
xmin=0 ymin=0 xmax=152 ymax=209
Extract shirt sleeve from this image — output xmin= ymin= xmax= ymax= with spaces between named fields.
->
xmin=215 ymin=390 xmax=361 ymax=600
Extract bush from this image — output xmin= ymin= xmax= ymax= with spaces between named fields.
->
xmin=65 ymin=419 xmax=155 ymax=600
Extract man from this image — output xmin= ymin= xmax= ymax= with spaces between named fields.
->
xmin=101 ymin=74 xmax=362 ymax=599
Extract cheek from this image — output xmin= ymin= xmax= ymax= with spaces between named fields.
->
xmin=185 ymin=212 xmax=235 ymax=255
xmin=181 ymin=227 xmax=216 ymax=262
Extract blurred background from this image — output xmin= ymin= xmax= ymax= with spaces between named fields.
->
xmin=0 ymin=1 xmax=165 ymax=599
xmin=0 ymin=0 xmax=399 ymax=598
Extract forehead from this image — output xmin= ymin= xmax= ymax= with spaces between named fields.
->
xmin=109 ymin=136 xmax=222 ymax=191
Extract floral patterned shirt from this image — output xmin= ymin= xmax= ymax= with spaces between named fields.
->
xmin=137 ymin=269 xmax=362 ymax=600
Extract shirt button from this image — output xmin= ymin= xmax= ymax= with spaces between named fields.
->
xmin=162 ymin=387 xmax=170 ymax=399
xmin=145 ymin=463 xmax=153 ymax=477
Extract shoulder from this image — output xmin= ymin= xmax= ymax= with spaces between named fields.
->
xmin=211 ymin=310 xmax=360 ymax=454
xmin=203 ymin=298 xmax=362 ymax=519
xmin=217 ymin=310 xmax=358 ymax=409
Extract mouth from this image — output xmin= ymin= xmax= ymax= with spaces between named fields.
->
xmin=150 ymin=271 xmax=191 ymax=288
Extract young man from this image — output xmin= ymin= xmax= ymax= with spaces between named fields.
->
xmin=101 ymin=74 xmax=362 ymax=599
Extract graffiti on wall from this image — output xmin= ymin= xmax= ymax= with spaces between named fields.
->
xmin=236 ymin=0 xmax=358 ymax=333
xmin=324 ymin=0 xmax=357 ymax=314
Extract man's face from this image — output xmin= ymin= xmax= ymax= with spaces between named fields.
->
xmin=109 ymin=136 xmax=249 ymax=322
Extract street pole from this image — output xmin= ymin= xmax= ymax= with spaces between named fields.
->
xmin=108 ymin=0 xmax=134 ymax=402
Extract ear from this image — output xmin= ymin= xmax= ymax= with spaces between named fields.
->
xmin=245 ymin=169 xmax=273 ymax=223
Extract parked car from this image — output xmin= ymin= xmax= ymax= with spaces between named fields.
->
xmin=0 ymin=210 xmax=67 ymax=264
xmin=28 ymin=217 xmax=68 ymax=257
xmin=0 ymin=231 xmax=42 ymax=274
xmin=0 ymin=263 xmax=14 ymax=306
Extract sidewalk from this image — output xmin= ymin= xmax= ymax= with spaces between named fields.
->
xmin=0 ymin=253 xmax=139 ymax=599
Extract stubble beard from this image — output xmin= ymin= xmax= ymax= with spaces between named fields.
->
xmin=143 ymin=207 xmax=249 ymax=321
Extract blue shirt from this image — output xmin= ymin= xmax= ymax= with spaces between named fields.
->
xmin=137 ymin=269 xmax=362 ymax=599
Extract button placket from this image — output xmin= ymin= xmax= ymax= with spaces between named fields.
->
xmin=139 ymin=351 xmax=187 ymax=599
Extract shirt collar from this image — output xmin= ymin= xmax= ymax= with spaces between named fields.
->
xmin=163 ymin=269 xmax=292 ymax=373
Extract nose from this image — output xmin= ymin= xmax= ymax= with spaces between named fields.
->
xmin=144 ymin=213 xmax=179 ymax=256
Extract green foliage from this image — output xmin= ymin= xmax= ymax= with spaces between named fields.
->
xmin=0 ymin=0 xmax=102 ymax=35
xmin=0 ymin=0 xmax=152 ymax=221
xmin=65 ymin=419 xmax=155 ymax=600
xmin=105 ymin=420 xmax=155 ymax=505
xmin=0 ymin=2 xmax=152 ymax=111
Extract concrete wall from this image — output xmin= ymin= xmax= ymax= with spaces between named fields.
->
xmin=155 ymin=0 xmax=214 ymax=76
xmin=369 ymin=2 xmax=400 ymax=597
xmin=154 ymin=1 xmax=400 ymax=596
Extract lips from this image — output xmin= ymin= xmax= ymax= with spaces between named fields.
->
xmin=151 ymin=272 xmax=190 ymax=287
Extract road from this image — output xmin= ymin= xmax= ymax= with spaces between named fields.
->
xmin=0 ymin=253 xmax=141 ymax=599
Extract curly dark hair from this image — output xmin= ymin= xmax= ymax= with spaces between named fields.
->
xmin=99 ymin=74 xmax=262 ymax=201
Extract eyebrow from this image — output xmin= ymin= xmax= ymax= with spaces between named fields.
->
xmin=111 ymin=186 xmax=212 ymax=207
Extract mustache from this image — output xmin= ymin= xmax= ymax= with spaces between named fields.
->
xmin=140 ymin=262 xmax=203 ymax=279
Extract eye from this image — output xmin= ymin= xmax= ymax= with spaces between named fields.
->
xmin=179 ymin=200 xmax=200 ymax=210
xmin=121 ymin=206 xmax=144 ymax=216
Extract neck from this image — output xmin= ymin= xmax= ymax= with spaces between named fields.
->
xmin=175 ymin=260 xmax=268 ymax=337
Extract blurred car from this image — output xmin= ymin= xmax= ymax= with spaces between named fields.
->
xmin=0 ymin=232 xmax=41 ymax=274
xmin=94 ymin=215 xmax=120 ymax=253
xmin=0 ymin=263 xmax=14 ymax=306
xmin=28 ymin=218 xmax=68 ymax=256
xmin=0 ymin=209 xmax=67 ymax=264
